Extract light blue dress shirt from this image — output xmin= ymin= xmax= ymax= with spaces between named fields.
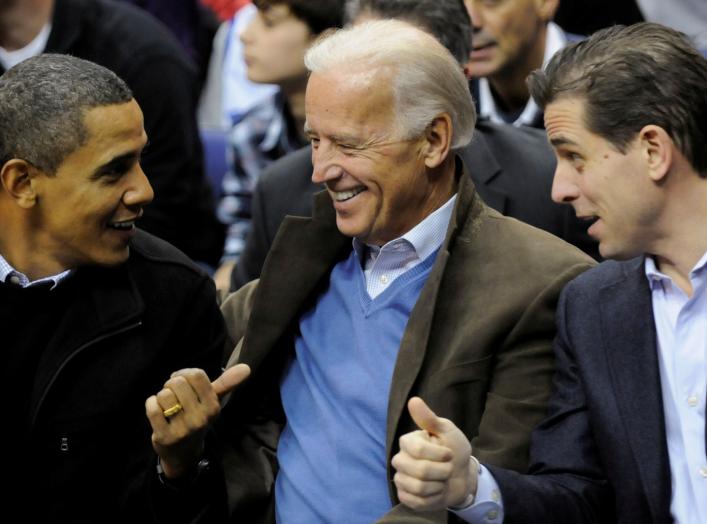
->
xmin=353 ymin=194 xmax=457 ymax=299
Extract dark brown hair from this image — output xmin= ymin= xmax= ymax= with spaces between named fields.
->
xmin=529 ymin=23 xmax=707 ymax=176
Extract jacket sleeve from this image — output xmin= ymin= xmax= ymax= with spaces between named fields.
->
xmin=126 ymin=273 xmax=231 ymax=523
xmin=486 ymin=285 xmax=612 ymax=524
xmin=470 ymin=262 xmax=591 ymax=472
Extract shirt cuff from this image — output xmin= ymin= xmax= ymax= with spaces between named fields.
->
xmin=449 ymin=464 xmax=504 ymax=523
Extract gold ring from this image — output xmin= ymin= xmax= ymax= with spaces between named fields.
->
xmin=162 ymin=403 xmax=183 ymax=418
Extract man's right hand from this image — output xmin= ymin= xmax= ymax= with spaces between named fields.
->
xmin=392 ymin=397 xmax=478 ymax=511
xmin=145 ymin=363 xmax=251 ymax=479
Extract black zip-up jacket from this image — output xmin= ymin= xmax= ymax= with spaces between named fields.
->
xmin=2 ymin=230 xmax=225 ymax=522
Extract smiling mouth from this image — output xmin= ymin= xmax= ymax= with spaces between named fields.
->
xmin=578 ymin=215 xmax=599 ymax=225
xmin=108 ymin=219 xmax=136 ymax=231
xmin=333 ymin=187 xmax=366 ymax=202
xmin=472 ymin=42 xmax=495 ymax=52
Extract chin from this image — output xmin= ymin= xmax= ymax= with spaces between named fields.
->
xmin=598 ymin=243 xmax=641 ymax=262
xmin=96 ymin=248 xmax=131 ymax=267
xmin=335 ymin=218 xmax=365 ymax=240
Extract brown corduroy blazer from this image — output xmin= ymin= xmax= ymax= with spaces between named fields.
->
xmin=217 ymin=158 xmax=595 ymax=523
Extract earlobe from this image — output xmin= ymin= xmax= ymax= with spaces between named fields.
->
xmin=423 ymin=114 xmax=453 ymax=169
xmin=536 ymin=0 xmax=560 ymax=21
xmin=640 ymin=125 xmax=672 ymax=182
xmin=1 ymin=159 xmax=39 ymax=208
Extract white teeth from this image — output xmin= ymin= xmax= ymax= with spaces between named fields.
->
xmin=334 ymin=187 xmax=365 ymax=202
xmin=109 ymin=221 xmax=135 ymax=230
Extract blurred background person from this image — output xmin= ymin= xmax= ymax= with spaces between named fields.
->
xmin=213 ymin=0 xmax=345 ymax=289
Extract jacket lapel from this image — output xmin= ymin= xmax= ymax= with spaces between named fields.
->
xmin=385 ymin=163 xmax=484 ymax=464
xmin=238 ymin=190 xmax=350 ymax=371
xmin=599 ymin=258 xmax=672 ymax=521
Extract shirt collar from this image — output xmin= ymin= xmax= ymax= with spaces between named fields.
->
xmin=644 ymin=250 xmax=707 ymax=289
xmin=478 ymin=21 xmax=566 ymax=127
xmin=0 ymin=22 xmax=51 ymax=70
xmin=0 ymin=252 xmax=73 ymax=290
xmin=353 ymin=193 xmax=457 ymax=263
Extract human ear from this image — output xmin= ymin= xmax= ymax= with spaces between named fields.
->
xmin=0 ymin=159 xmax=39 ymax=208
xmin=535 ymin=0 xmax=560 ymax=22
xmin=639 ymin=125 xmax=673 ymax=183
xmin=422 ymin=114 xmax=453 ymax=169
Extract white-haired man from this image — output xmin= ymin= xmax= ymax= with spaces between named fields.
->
xmin=146 ymin=19 xmax=593 ymax=523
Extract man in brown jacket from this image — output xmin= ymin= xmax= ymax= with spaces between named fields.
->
xmin=147 ymin=18 xmax=593 ymax=523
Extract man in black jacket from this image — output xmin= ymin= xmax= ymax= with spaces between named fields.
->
xmin=0 ymin=0 xmax=225 ymax=266
xmin=0 ymin=54 xmax=228 ymax=523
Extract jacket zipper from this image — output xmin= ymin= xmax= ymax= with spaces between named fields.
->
xmin=31 ymin=320 xmax=143 ymax=433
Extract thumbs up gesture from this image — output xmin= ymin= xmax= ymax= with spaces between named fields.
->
xmin=145 ymin=363 xmax=251 ymax=479
xmin=391 ymin=397 xmax=478 ymax=511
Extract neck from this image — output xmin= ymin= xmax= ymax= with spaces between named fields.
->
xmin=0 ymin=0 xmax=53 ymax=50
xmin=650 ymin=172 xmax=707 ymax=296
xmin=488 ymin=26 xmax=547 ymax=114
xmin=422 ymin=156 xmax=458 ymax=216
xmin=0 ymin=208 xmax=67 ymax=281
xmin=281 ymin=80 xmax=308 ymax=142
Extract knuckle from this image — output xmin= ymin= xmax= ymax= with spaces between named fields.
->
xmin=409 ymin=440 xmax=425 ymax=457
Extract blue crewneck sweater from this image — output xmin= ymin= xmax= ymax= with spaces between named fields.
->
xmin=275 ymin=247 xmax=438 ymax=523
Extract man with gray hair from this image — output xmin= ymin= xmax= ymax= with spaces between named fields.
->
xmin=0 ymin=54 xmax=226 ymax=522
xmin=229 ymin=0 xmax=597 ymax=292
xmin=390 ymin=22 xmax=707 ymax=524
xmin=147 ymin=19 xmax=592 ymax=523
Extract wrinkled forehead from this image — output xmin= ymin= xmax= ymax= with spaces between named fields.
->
xmin=544 ymin=97 xmax=589 ymax=138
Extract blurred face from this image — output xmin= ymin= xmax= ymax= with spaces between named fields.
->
xmin=31 ymin=99 xmax=153 ymax=271
xmin=546 ymin=97 xmax=661 ymax=260
xmin=464 ymin=0 xmax=553 ymax=79
xmin=240 ymin=3 xmax=314 ymax=87
xmin=306 ymin=70 xmax=441 ymax=246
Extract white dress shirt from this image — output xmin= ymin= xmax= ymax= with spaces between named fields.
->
xmin=0 ymin=22 xmax=51 ymax=70
xmin=477 ymin=22 xmax=567 ymax=127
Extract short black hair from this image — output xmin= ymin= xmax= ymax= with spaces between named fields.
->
xmin=253 ymin=0 xmax=345 ymax=34
xmin=345 ymin=0 xmax=472 ymax=65
xmin=0 ymin=54 xmax=133 ymax=174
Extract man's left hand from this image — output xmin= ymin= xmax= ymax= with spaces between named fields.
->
xmin=392 ymin=397 xmax=477 ymax=511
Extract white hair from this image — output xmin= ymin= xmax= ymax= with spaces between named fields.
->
xmin=304 ymin=19 xmax=475 ymax=149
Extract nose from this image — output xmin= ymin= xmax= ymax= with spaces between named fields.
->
xmin=466 ymin=1 xmax=483 ymax=30
xmin=311 ymin=143 xmax=344 ymax=184
xmin=240 ymin=16 xmax=256 ymax=45
xmin=123 ymin=164 xmax=154 ymax=208
xmin=550 ymin=163 xmax=580 ymax=204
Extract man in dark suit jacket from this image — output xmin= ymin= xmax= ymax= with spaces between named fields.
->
xmin=229 ymin=0 xmax=597 ymax=291
xmin=147 ymin=20 xmax=594 ymax=523
xmin=465 ymin=0 xmax=571 ymax=128
xmin=390 ymin=23 xmax=707 ymax=524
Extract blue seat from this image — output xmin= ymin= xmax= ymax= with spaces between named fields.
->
xmin=200 ymin=127 xmax=228 ymax=199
